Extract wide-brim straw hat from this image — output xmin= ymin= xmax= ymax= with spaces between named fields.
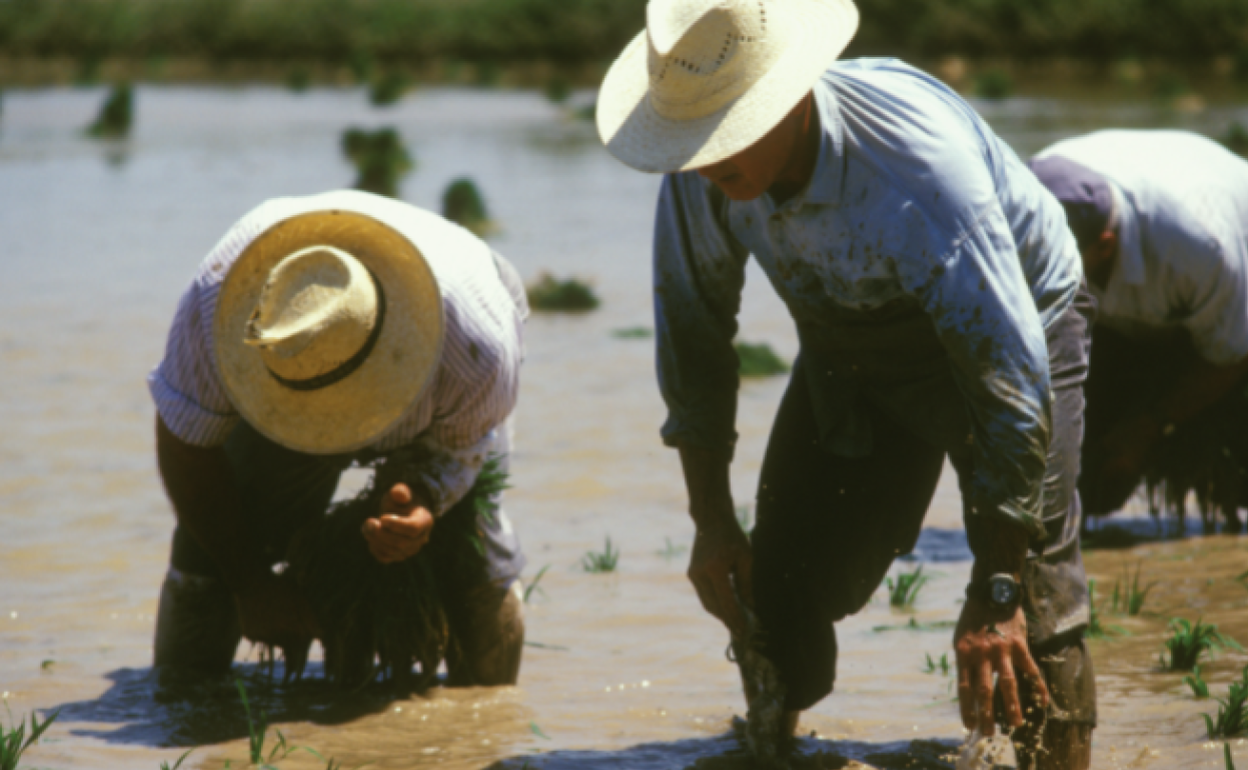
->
xmin=214 ymin=210 xmax=444 ymax=455
xmin=597 ymin=0 xmax=859 ymax=174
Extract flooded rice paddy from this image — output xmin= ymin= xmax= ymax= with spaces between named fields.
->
xmin=2 ymin=83 xmax=1248 ymax=769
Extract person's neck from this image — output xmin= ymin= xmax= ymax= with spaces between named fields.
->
xmin=768 ymin=95 xmax=821 ymax=206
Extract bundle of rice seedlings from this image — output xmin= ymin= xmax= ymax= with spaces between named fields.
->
xmin=284 ymin=450 xmax=507 ymax=689
xmin=526 ymin=273 xmax=600 ymax=312
xmin=441 ymin=178 xmax=496 ymax=237
xmin=87 ymin=83 xmax=133 ymax=138
xmin=1143 ymin=399 xmax=1248 ymax=534
xmin=341 ymin=127 xmax=414 ymax=199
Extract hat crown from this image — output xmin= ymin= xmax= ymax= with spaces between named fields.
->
xmin=646 ymin=0 xmax=780 ymax=122
xmin=244 ymin=245 xmax=378 ymax=382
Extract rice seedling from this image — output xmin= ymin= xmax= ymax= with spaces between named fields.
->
xmin=1203 ymin=666 xmax=1248 ymax=738
xmin=1227 ymin=742 xmax=1238 ymax=770
xmin=526 ymin=273 xmax=600 ymax=312
xmin=611 ymin=326 xmax=652 ymax=339
xmin=735 ymin=341 xmax=789 ymax=377
xmin=87 ymin=83 xmax=133 ymax=138
xmin=1110 ymin=560 xmax=1156 ymax=616
xmin=341 ymin=127 xmax=414 ymax=199
xmin=1235 ymin=569 xmax=1248 ymax=588
xmin=441 ymin=178 xmax=495 ymax=236
xmin=973 ymin=69 xmax=1014 ymax=100
xmin=1085 ymin=580 xmax=1127 ymax=639
xmin=1161 ymin=617 xmax=1241 ymax=671
xmin=530 ymin=721 xmax=551 ymax=740
xmin=1 ymin=705 xmax=58 ymax=770
xmin=369 ymin=71 xmax=410 ymax=106
xmin=885 ymin=564 xmax=927 ymax=609
xmin=1185 ymin=665 xmax=1211 ymax=699
xmin=581 ymin=537 xmax=619 ymax=573
xmin=656 ymin=536 xmax=687 ymax=560
xmin=158 ymin=748 xmax=193 ymax=770
xmin=923 ymin=652 xmax=951 ymax=675
xmin=523 ymin=564 xmax=551 ymax=604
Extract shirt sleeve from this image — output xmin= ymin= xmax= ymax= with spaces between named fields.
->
xmin=1160 ymin=198 xmax=1248 ymax=365
xmin=915 ymin=202 xmax=1052 ymax=539
xmin=147 ymin=275 xmax=240 ymax=447
xmin=408 ymin=301 xmax=521 ymax=516
xmin=654 ymin=172 xmax=751 ymax=460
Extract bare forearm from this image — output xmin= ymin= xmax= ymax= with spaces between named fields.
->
xmin=155 ymin=416 xmax=268 ymax=592
xmin=677 ymin=443 xmax=737 ymax=532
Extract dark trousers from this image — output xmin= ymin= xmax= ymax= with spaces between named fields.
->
xmin=752 ymin=291 xmax=1097 ymax=725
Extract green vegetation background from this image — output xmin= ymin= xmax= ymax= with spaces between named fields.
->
xmin=2 ymin=0 xmax=1247 ymax=65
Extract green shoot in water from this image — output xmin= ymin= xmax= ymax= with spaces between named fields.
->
xmin=923 ymin=652 xmax=951 ymax=675
xmin=1 ymin=704 xmax=58 ymax=770
xmin=735 ymin=341 xmax=789 ymax=377
xmin=1161 ymin=618 xmax=1241 ymax=671
xmin=523 ymin=564 xmax=551 ymax=604
xmin=611 ymin=326 xmax=653 ymax=339
xmin=1226 ymin=741 xmax=1238 ymax=770
xmin=656 ymin=537 xmax=687 ymax=560
xmin=1110 ymin=560 xmax=1156 ymax=616
xmin=235 ymin=678 xmax=308 ymax=767
xmin=581 ymin=537 xmax=619 ymax=573
xmin=1186 ymin=665 xmax=1211 ymax=699
xmin=526 ymin=273 xmax=600 ymax=312
xmin=1204 ymin=666 xmax=1248 ymax=738
xmin=885 ymin=565 xmax=927 ymax=609
xmin=158 ymin=748 xmax=193 ymax=770
xmin=1086 ymin=580 xmax=1126 ymax=639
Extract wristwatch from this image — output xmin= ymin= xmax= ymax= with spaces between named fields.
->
xmin=966 ymin=573 xmax=1022 ymax=614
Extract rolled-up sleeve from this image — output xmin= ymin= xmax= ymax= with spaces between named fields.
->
xmin=654 ymin=173 xmax=751 ymax=460
xmin=915 ymin=203 xmax=1052 ymax=538
xmin=147 ymin=278 xmax=240 ymax=447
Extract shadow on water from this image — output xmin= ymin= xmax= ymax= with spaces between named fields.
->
xmin=48 ymin=661 xmax=402 ymax=749
xmin=1080 ymin=512 xmax=1235 ymax=550
xmin=486 ymin=730 xmax=966 ymax=770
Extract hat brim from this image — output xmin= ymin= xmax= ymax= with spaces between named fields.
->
xmin=597 ymin=0 xmax=858 ymax=174
xmin=214 ymin=210 xmax=444 ymax=455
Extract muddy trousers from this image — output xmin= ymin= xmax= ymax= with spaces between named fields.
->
xmin=751 ymin=291 xmax=1098 ymax=734
xmin=153 ymin=423 xmax=525 ymax=685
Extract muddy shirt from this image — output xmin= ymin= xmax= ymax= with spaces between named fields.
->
xmin=1036 ymin=130 xmax=1248 ymax=366
xmin=654 ymin=58 xmax=1082 ymax=535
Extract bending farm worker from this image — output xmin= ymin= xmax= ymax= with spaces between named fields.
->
xmin=595 ymin=0 xmax=1096 ymax=767
xmin=149 ymin=189 xmax=529 ymax=686
xmin=1031 ymin=131 xmax=1248 ymax=532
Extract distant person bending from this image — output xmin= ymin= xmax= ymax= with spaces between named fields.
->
xmin=149 ymin=190 xmax=528 ymax=683
xmin=1031 ymin=131 xmax=1248 ymax=532
xmin=593 ymin=0 xmax=1095 ymax=766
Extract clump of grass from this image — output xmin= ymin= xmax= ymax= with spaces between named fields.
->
xmin=1204 ymin=666 xmax=1248 ymax=738
xmin=285 ymin=67 xmax=311 ymax=92
xmin=87 ymin=83 xmax=133 ymax=138
xmin=526 ymin=273 xmax=600 ymax=312
xmin=441 ymin=177 xmax=495 ymax=236
xmin=341 ymin=127 xmax=413 ymax=199
xmin=544 ymin=74 xmax=571 ymax=104
xmin=611 ymin=326 xmax=652 ymax=339
xmin=885 ymin=564 xmax=927 ymax=609
xmin=1 ymin=705 xmax=58 ymax=770
xmin=1186 ymin=665 xmax=1211 ymax=699
xmin=523 ymin=565 xmax=551 ymax=604
xmin=369 ymin=71 xmax=410 ymax=106
xmin=923 ymin=652 xmax=951 ymax=675
xmin=735 ymin=341 xmax=789 ymax=377
xmin=1161 ymin=617 xmax=1241 ymax=671
xmin=973 ymin=68 xmax=1013 ymax=99
xmin=1223 ymin=123 xmax=1248 ymax=157
xmin=655 ymin=537 xmax=687 ymax=560
xmin=159 ymin=748 xmax=193 ymax=770
xmin=1110 ymin=560 xmax=1156 ymax=616
xmin=581 ymin=536 xmax=619 ymax=573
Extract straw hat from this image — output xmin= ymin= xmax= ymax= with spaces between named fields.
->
xmin=597 ymin=0 xmax=858 ymax=174
xmin=214 ymin=210 xmax=444 ymax=455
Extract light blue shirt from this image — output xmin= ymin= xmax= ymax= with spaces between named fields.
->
xmin=653 ymin=59 xmax=1082 ymax=534
xmin=1037 ymin=130 xmax=1248 ymax=366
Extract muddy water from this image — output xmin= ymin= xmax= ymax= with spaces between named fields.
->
xmin=1 ymin=84 xmax=1247 ymax=769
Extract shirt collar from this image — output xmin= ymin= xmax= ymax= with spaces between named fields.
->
xmin=1109 ymin=180 xmax=1145 ymax=286
xmin=773 ymin=78 xmax=844 ymax=209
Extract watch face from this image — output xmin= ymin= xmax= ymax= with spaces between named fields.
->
xmin=990 ymin=578 xmax=1018 ymax=606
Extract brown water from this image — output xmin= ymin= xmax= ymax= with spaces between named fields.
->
xmin=2 ymin=84 xmax=1247 ymax=769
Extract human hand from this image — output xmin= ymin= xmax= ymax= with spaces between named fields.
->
xmin=360 ymin=483 xmax=435 ymax=564
xmin=954 ymin=599 xmax=1049 ymax=736
xmin=687 ymin=517 xmax=753 ymax=637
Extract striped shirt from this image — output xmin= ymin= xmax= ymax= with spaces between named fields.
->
xmin=148 ymin=190 xmax=525 ymax=515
